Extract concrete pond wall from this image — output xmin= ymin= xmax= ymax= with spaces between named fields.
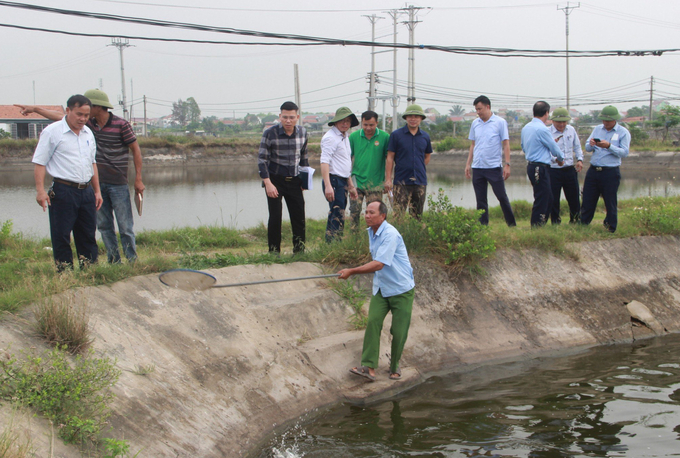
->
xmin=2 ymin=236 xmax=680 ymax=457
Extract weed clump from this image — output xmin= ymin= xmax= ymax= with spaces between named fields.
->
xmin=0 ymin=346 xmax=120 ymax=446
xmin=34 ymin=293 xmax=92 ymax=354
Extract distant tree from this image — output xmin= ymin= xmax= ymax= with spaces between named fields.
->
xmin=0 ymin=128 xmax=10 ymax=139
xmin=262 ymin=114 xmax=279 ymax=123
xmin=202 ymin=116 xmax=218 ymax=134
xmin=186 ymin=97 xmax=201 ymax=125
xmin=449 ymin=105 xmax=465 ymax=117
xmin=171 ymin=99 xmax=188 ymax=126
xmin=626 ymin=105 xmax=649 ymax=118
xmin=652 ymin=104 xmax=680 ymax=142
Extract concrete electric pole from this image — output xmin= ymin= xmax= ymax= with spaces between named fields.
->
xmin=558 ymin=2 xmax=580 ymax=113
xmin=363 ymin=14 xmax=384 ymax=111
xmin=109 ymin=38 xmax=133 ymax=121
xmin=401 ymin=5 xmax=424 ymax=104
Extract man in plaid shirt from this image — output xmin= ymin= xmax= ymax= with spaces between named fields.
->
xmin=258 ymin=101 xmax=310 ymax=254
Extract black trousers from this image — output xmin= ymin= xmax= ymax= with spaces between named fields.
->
xmin=48 ymin=181 xmax=98 ymax=270
xmin=266 ymin=174 xmax=306 ymax=253
xmin=549 ymin=166 xmax=581 ymax=224
xmin=526 ymin=163 xmax=553 ymax=227
xmin=580 ymin=166 xmax=621 ymax=233
xmin=472 ymin=167 xmax=516 ymax=226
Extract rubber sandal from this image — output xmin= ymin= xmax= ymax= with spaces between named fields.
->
xmin=349 ymin=366 xmax=375 ymax=381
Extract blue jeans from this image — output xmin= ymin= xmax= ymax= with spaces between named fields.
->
xmin=323 ymin=174 xmax=348 ymax=243
xmin=98 ymin=183 xmax=137 ymax=263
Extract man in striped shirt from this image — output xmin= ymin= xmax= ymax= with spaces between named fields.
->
xmin=17 ymin=89 xmax=145 ymax=263
xmin=258 ymin=101 xmax=309 ymax=254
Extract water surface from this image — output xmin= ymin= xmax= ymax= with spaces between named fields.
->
xmin=263 ymin=334 xmax=680 ymax=457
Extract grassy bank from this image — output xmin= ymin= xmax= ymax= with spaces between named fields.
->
xmin=1 ymin=195 xmax=679 ymax=315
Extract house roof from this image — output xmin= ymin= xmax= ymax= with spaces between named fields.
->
xmin=0 ymin=105 xmax=64 ymax=121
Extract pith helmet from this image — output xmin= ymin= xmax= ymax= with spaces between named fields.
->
xmin=550 ymin=107 xmax=571 ymax=122
xmin=402 ymin=104 xmax=426 ymax=119
xmin=328 ymin=107 xmax=359 ymax=127
xmin=598 ymin=105 xmax=621 ymax=121
xmin=83 ymin=88 xmax=114 ymax=109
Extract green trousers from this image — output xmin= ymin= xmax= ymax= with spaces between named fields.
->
xmin=360 ymin=288 xmax=415 ymax=373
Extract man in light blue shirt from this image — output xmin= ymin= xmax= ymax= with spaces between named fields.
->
xmin=338 ymin=201 xmax=415 ymax=382
xmin=521 ymin=101 xmax=564 ymax=226
xmin=580 ymin=105 xmax=630 ymax=232
xmin=465 ymin=95 xmax=516 ymax=226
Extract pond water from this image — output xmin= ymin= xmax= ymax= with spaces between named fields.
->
xmin=261 ymin=333 xmax=680 ymax=457
xmin=0 ymin=159 xmax=678 ymax=239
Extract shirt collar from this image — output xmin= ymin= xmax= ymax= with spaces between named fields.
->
xmin=368 ymin=220 xmax=388 ymax=237
xmin=360 ymin=128 xmax=380 ymax=140
xmin=276 ymin=123 xmax=298 ymax=137
xmin=331 ymin=126 xmax=347 ymax=138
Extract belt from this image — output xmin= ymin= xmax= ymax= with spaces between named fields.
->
xmin=329 ymin=174 xmax=349 ymax=180
xmin=593 ymin=166 xmax=619 ymax=172
xmin=528 ymin=162 xmax=550 ymax=168
xmin=53 ymin=178 xmax=91 ymax=189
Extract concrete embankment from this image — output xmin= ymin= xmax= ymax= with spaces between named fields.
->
xmin=2 ymin=237 xmax=680 ymax=457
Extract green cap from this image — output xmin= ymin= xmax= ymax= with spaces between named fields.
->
xmin=550 ymin=107 xmax=571 ymax=121
xmin=83 ymin=88 xmax=114 ymax=109
xmin=328 ymin=107 xmax=359 ymax=127
xmin=402 ymin=104 xmax=426 ymax=119
xmin=598 ymin=105 xmax=621 ymax=121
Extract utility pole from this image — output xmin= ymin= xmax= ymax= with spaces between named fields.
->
xmin=143 ymin=95 xmax=147 ymax=137
xmin=401 ymin=5 xmax=424 ymax=104
xmin=386 ymin=9 xmax=401 ymax=131
xmin=558 ymin=2 xmax=579 ymax=113
xmin=363 ymin=14 xmax=384 ymax=111
xmin=649 ymin=75 xmax=654 ymax=122
xmin=109 ymin=38 xmax=133 ymax=121
xmin=130 ymin=79 xmax=134 ymax=121
xmin=294 ymin=64 xmax=302 ymax=125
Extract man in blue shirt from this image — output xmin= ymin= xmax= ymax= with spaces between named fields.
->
xmin=385 ymin=104 xmax=433 ymax=219
xmin=338 ymin=200 xmax=415 ymax=382
xmin=465 ymin=95 xmax=516 ymax=226
xmin=580 ymin=105 xmax=630 ymax=233
xmin=521 ymin=101 xmax=564 ymax=226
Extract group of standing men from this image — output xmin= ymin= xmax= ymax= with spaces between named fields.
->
xmin=18 ymin=90 xmax=144 ymax=270
xmin=467 ymin=96 xmax=629 ymax=233
xmin=258 ymin=101 xmax=434 ymax=254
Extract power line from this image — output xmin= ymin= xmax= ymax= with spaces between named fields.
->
xmin=0 ymin=2 xmax=677 ymax=58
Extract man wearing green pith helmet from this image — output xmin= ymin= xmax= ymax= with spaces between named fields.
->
xmin=580 ymin=105 xmax=630 ymax=233
xmin=549 ymin=107 xmax=583 ymax=224
xmin=385 ymin=104 xmax=433 ymax=219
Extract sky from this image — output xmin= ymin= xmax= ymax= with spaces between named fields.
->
xmin=1 ymin=0 xmax=679 ymax=120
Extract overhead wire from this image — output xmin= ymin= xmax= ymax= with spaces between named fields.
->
xmin=0 ymin=1 xmax=676 ymax=57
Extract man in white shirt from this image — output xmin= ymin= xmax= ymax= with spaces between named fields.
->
xmin=548 ymin=107 xmax=583 ymax=224
xmin=320 ymin=107 xmax=358 ymax=242
xmin=32 ymin=94 xmax=103 ymax=270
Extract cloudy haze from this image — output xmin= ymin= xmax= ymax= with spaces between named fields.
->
xmin=2 ymin=0 xmax=679 ymax=119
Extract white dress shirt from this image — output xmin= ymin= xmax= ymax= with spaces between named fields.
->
xmin=320 ymin=126 xmax=352 ymax=178
xmin=32 ymin=117 xmax=97 ymax=183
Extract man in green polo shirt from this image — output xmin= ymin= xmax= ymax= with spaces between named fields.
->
xmin=349 ymin=110 xmax=390 ymax=228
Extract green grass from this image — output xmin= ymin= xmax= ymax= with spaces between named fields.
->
xmin=1 ymin=195 xmax=680 ymax=315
